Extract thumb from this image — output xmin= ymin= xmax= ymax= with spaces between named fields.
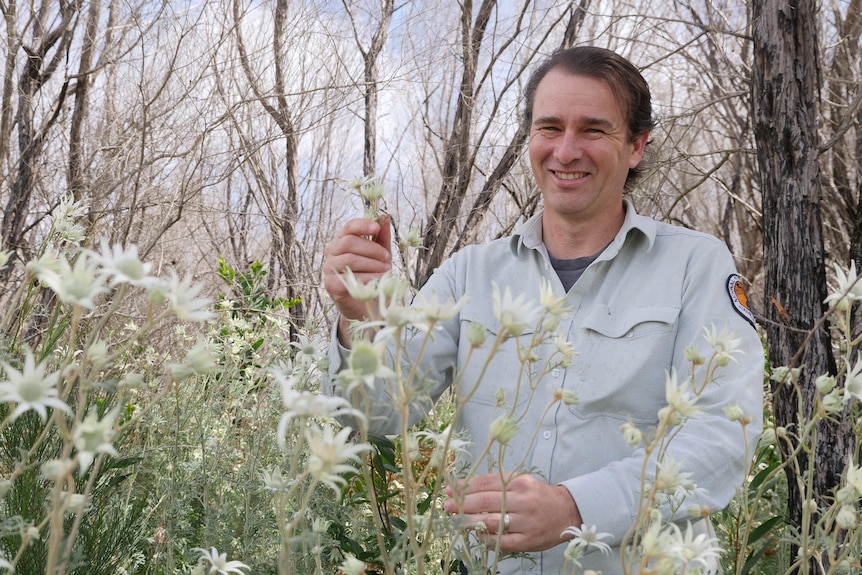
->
xmin=376 ymin=215 xmax=393 ymax=257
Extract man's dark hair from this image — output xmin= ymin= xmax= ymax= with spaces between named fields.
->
xmin=523 ymin=46 xmax=656 ymax=189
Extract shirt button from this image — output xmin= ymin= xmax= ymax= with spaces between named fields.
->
xmin=552 ymin=368 xmax=561 ymax=378
xmin=543 ymin=430 xmax=552 ymax=439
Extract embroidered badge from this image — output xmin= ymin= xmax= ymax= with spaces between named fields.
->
xmin=727 ymin=274 xmax=756 ymax=328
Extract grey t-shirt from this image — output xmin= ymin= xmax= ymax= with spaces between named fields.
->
xmin=548 ymin=251 xmax=599 ymax=291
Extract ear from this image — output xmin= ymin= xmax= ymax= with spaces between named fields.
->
xmin=628 ymin=131 xmax=650 ymax=168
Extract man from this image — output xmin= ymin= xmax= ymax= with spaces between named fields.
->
xmin=322 ymin=46 xmax=763 ymax=574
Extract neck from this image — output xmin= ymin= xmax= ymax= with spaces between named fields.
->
xmin=541 ymin=203 xmax=625 ymax=259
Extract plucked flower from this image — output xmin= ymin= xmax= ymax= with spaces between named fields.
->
xmin=492 ymin=283 xmax=539 ymax=337
xmin=74 ymin=406 xmax=121 ymax=473
xmin=192 ymin=547 xmax=250 ymax=575
xmin=305 ymin=424 xmax=370 ymax=496
xmin=560 ymin=524 xmax=613 ymax=555
xmin=90 ymin=238 xmax=154 ymax=287
xmin=0 ymin=351 xmax=70 ymax=422
xmin=825 ymin=261 xmax=862 ymax=311
xmin=164 ymin=270 xmax=215 ymax=322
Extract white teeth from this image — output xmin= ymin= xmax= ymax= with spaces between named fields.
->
xmin=555 ymin=171 xmax=586 ymax=180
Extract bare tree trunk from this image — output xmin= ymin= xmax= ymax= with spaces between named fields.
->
xmin=414 ymin=0 xmax=496 ymax=286
xmin=68 ymin=0 xmax=101 ymax=206
xmin=343 ymin=0 xmax=394 ymax=178
xmin=1 ymin=1 xmax=77 ymax=271
xmin=233 ymin=0 xmax=304 ymax=331
xmin=751 ymin=1 xmax=853 ymax=570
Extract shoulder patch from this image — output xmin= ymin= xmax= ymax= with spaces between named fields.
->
xmin=727 ymin=274 xmax=756 ymax=328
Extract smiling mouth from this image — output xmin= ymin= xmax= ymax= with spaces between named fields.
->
xmin=553 ymin=171 xmax=588 ymax=180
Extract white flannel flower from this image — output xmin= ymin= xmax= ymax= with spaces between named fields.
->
xmin=412 ymin=291 xmax=466 ymax=324
xmin=846 ymin=463 xmax=862 ymax=495
xmin=74 ymin=406 xmax=121 ymax=473
xmin=339 ymin=268 xmax=379 ymax=302
xmin=652 ymin=458 xmax=698 ymax=499
xmin=192 ymin=547 xmax=250 ymax=575
xmin=90 ymin=238 xmax=154 ymax=287
xmin=661 ymin=369 xmax=700 ymax=425
xmin=305 ymin=424 xmax=370 ymax=496
xmin=261 ymin=468 xmax=292 ymax=492
xmin=336 ymin=339 xmax=395 ymax=391
xmin=825 ymin=261 xmax=862 ymax=311
xmin=492 ymin=283 xmax=539 ymax=337
xmin=843 ymin=357 xmax=862 ymax=403
xmin=668 ymin=523 xmax=721 ymax=571
xmin=165 ymin=270 xmax=215 ymax=322
xmin=0 ymin=351 xmax=70 ymax=422
xmin=539 ymin=277 xmax=569 ymax=318
xmin=415 ymin=425 xmax=471 ymax=468
xmin=50 ymin=196 xmax=88 ymax=244
xmin=36 ymin=252 xmax=107 ymax=309
xmin=273 ymin=365 xmax=363 ymax=450
xmin=0 ymin=551 xmax=10 ymax=570
xmin=561 ymin=524 xmax=613 ymax=555
xmin=339 ymin=553 xmax=367 ymax=575
xmin=169 ymin=339 xmax=221 ymax=381
xmin=703 ymin=323 xmax=742 ymax=366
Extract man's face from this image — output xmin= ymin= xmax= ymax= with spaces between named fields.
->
xmin=528 ymin=69 xmax=648 ymax=226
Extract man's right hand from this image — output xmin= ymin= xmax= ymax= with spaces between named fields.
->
xmin=322 ymin=216 xmax=392 ymax=344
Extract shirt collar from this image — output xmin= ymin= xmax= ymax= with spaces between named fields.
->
xmin=511 ymin=198 xmax=657 ymax=256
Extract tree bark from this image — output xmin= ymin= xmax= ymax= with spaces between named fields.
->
xmin=751 ymin=0 xmax=854 ymax=569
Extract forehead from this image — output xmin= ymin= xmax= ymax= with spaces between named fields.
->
xmin=532 ymin=70 xmax=626 ymax=123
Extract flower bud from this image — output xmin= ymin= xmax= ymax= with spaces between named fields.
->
xmin=467 ymin=322 xmax=488 ymax=347
xmin=836 ymin=505 xmax=857 ymax=529
xmin=815 ymin=374 xmax=837 ymax=394
xmin=620 ymin=422 xmax=642 ymax=447
xmin=490 ymin=413 xmax=518 ymax=445
xmin=554 ymin=388 xmax=579 ymax=406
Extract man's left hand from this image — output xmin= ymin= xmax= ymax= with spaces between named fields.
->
xmin=443 ymin=473 xmax=582 ymax=553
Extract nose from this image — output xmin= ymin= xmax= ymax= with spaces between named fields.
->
xmin=553 ymin=129 xmax=583 ymax=165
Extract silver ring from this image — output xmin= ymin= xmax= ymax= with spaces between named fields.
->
xmin=502 ymin=513 xmax=511 ymax=533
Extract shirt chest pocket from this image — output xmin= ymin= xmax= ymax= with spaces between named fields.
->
xmin=570 ymin=305 xmax=680 ymax=423
xmin=456 ymin=302 xmax=539 ymax=409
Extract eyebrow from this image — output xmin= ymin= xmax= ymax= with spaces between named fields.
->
xmin=532 ymin=115 xmax=617 ymax=130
